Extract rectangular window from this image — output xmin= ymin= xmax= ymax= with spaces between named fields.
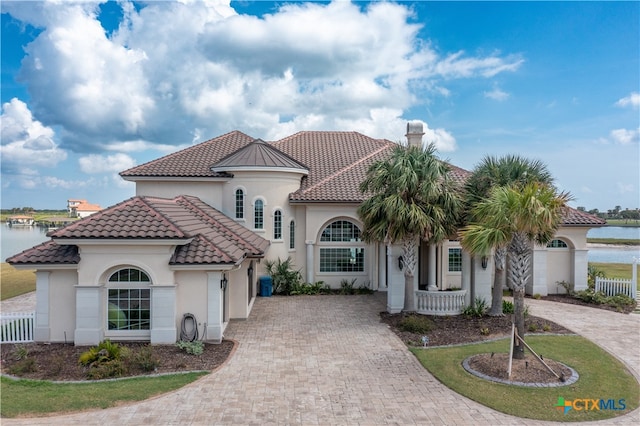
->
xmin=273 ymin=210 xmax=282 ymax=240
xmin=235 ymin=190 xmax=244 ymax=219
xmin=319 ymin=247 xmax=365 ymax=272
xmin=289 ymin=221 xmax=295 ymax=249
xmin=448 ymin=248 xmax=462 ymax=272
xmin=254 ymin=200 xmax=264 ymax=229
xmin=108 ymin=289 xmax=151 ymax=330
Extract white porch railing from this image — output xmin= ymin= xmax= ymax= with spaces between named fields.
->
xmin=595 ymin=277 xmax=637 ymax=299
xmin=415 ymin=290 xmax=467 ymax=316
xmin=1 ymin=311 xmax=35 ymax=343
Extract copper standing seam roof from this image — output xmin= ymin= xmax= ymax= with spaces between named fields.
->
xmin=7 ymin=195 xmax=269 ymax=266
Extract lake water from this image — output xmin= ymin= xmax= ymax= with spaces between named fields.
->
xmin=2 ymin=224 xmax=639 ymax=264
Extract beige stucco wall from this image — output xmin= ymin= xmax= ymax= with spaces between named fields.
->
xmin=175 ymin=270 xmax=209 ymax=338
xmin=135 ymin=180 xmax=225 ymax=208
xmin=47 ymin=269 xmax=78 ymax=343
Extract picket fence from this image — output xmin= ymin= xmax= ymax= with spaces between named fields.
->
xmin=595 ymin=277 xmax=637 ymax=300
xmin=0 ymin=311 xmax=35 ymax=343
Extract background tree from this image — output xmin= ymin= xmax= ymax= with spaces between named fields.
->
xmin=460 ymin=182 xmax=571 ymax=359
xmin=462 ymin=155 xmax=554 ymax=316
xmin=358 ymin=144 xmax=461 ymax=311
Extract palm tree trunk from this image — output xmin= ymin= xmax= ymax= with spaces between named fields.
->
xmin=489 ymin=247 xmax=507 ymax=316
xmin=509 ymin=233 xmax=531 ymax=360
xmin=402 ymin=238 xmax=417 ymax=312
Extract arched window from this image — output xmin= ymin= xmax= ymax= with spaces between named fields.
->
xmin=319 ymin=220 xmax=364 ymax=272
xmin=235 ymin=189 xmax=244 ymax=219
xmin=107 ymin=268 xmax=151 ymax=331
xmin=289 ymin=220 xmax=295 ymax=250
xmin=273 ymin=210 xmax=282 ymax=240
xmin=547 ymin=239 xmax=568 ymax=248
xmin=254 ymin=199 xmax=264 ymax=229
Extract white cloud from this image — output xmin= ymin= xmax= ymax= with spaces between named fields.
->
xmin=617 ymin=182 xmax=635 ymax=194
xmin=610 ymin=128 xmax=640 ymax=145
xmin=483 ymin=85 xmax=510 ymax=101
xmin=78 ymin=153 xmax=136 ymax=174
xmin=6 ymin=0 xmax=523 ymax=152
xmin=423 ymin=123 xmax=457 ymax=152
xmin=0 ymin=98 xmax=67 ymax=167
xmin=615 ymin=92 xmax=640 ymax=108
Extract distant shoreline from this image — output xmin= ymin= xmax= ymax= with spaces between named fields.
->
xmin=587 ymin=243 xmax=640 ymax=250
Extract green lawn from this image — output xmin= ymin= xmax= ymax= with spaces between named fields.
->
xmin=412 ymin=335 xmax=639 ymax=422
xmin=0 ymin=372 xmax=207 ymax=418
xmin=1 ymin=262 xmax=36 ymax=300
xmin=592 ymin=262 xmax=639 ymax=281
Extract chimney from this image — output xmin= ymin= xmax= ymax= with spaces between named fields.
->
xmin=406 ymin=121 xmax=424 ymax=148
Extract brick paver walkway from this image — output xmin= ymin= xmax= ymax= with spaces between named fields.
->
xmin=2 ymin=293 xmax=639 ymax=425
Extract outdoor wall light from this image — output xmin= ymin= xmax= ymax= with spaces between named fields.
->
xmin=220 ymin=274 xmax=228 ymax=291
xmin=481 ymin=256 xmax=488 ymax=270
xmin=398 ymin=255 xmax=404 ymax=270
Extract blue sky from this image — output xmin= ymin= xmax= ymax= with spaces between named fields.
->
xmin=1 ymin=0 xmax=638 ymax=212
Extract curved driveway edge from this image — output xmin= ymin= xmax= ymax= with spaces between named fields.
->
xmin=2 ymin=293 xmax=639 ymax=425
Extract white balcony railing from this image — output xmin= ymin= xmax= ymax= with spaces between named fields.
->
xmin=415 ymin=290 xmax=467 ymax=316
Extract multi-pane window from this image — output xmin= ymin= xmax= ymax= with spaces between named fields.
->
xmin=107 ymin=268 xmax=151 ymax=331
xmin=235 ymin=189 xmax=244 ymax=219
xmin=254 ymin=199 xmax=264 ymax=229
xmin=319 ymin=220 xmax=364 ymax=272
xmin=273 ymin=210 xmax=282 ymax=240
xmin=289 ymin=220 xmax=295 ymax=249
xmin=547 ymin=239 xmax=568 ymax=248
xmin=448 ymin=248 xmax=462 ymax=272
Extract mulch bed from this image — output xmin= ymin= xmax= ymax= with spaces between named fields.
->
xmin=467 ymin=353 xmax=574 ymax=384
xmin=1 ymin=340 xmax=235 ymax=382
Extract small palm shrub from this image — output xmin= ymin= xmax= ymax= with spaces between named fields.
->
xmin=339 ymin=278 xmax=357 ymax=295
xmin=133 ymin=346 xmax=160 ymax=372
xmin=502 ymin=300 xmax=514 ymax=314
xmin=398 ymin=315 xmax=433 ymax=334
xmin=265 ymin=257 xmax=303 ymax=295
xmin=463 ymin=297 xmax=488 ymax=317
xmin=78 ymin=340 xmax=128 ymax=379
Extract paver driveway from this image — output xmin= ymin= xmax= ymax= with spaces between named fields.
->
xmin=2 ymin=293 xmax=639 ymax=425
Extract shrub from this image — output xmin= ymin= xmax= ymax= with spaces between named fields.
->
xmin=356 ymin=284 xmax=374 ymax=294
xmin=533 ymin=293 xmax=542 ymax=300
xmin=542 ymin=324 xmax=551 ymax=332
xmin=398 ymin=315 xmax=433 ymax=334
xmin=587 ymin=264 xmax=606 ymax=289
xmin=575 ymin=289 xmax=607 ymax=304
xmin=339 ymin=278 xmax=357 ymax=295
xmin=265 ymin=257 xmax=303 ymax=295
xmin=176 ymin=340 xmax=204 ymax=356
xmin=133 ymin=346 xmax=160 ymax=372
xmin=86 ymin=359 xmax=126 ymax=380
xmin=13 ymin=345 xmax=29 ymax=361
xmin=502 ymin=300 xmax=514 ymax=314
xmin=557 ymin=281 xmax=574 ymax=296
xmin=528 ymin=324 xmax=539 ymax=332
xmin=480 ymin=327 xmax=490 ymax=336
xmin=78 ymin=339 xmax=123 ymax=366
xmin=463 ymin=298 xmax=488 ymax=317
xmin=8 ymin=357 xmax=37 ymax=375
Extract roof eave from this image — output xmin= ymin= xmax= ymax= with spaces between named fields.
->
xmin=52 ymin=238 xmax=194 ymax=245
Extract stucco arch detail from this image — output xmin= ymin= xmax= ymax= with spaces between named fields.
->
xmin=98 ymin=262 xmax=157 ymax=286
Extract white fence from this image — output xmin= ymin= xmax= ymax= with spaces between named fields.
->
xmin=1 ymin=311 xmax=35 ymax=343
xmin=415 ymin=290 xmax=467 ymax=316
xmin=595 ymin=277 xmax=637 ymax=299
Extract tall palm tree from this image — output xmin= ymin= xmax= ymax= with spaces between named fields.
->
xmin=462 ymin=155 xmax=554 ymax=316
xmin=460 ymin=182 xmax=571 ymax=358
xmin=358 ymin=144 xmax=461 ymax=311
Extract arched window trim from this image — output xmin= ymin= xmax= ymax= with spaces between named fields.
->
xmin=273 ymin=209 xmax=283 ymax=240
xmin=252 ymin=197 xmax=266 ymax=230
xmin=234 ymin=187 xmax=246 ymax=220
xmin=318 ymin=219 xmax=365 ymax=273
xmin=289 ymin=219 xmax=296 ymax=250
xmin=547 ymin=239 xmax=569 ymax=248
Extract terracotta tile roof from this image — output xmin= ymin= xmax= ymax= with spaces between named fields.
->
xmin=6 ymin=241 xmax=80 ymax=265
xmin=561 ymin=207 xmax=607 ymax=226
xmin=48 ymin=197 xmax=186 ymax=239
xmin=8 ymin=195 xmax=269 ymax=267
xmin=213 ymin=139 xmax=308 ymax=173
xmin=120 ymin=131 xmax=255 ymax=178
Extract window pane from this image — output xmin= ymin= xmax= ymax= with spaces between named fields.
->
xmin=107 ymin=288 xmax=151 ymax=330
xmin=448 ymin=248 xmax=462 ymax=272
xmin=289 ymin=220 xmax=295 ymax=249
xmin=320 ymin=220 xmax=361 ymax=242
xmin=235 ymin=189 xmax=244 ymax=219
xmin=109 ymin=268 xmax=150 ymax=282
xmin=274 ymin=210 xmax=282 ymax=239
xmin=254 ymin=200 xmax=264 ymax=229
xmin=320 ymin=248 xmax=364 ymax=272
xmin=547 ymin=239 xmax=568 ymax=248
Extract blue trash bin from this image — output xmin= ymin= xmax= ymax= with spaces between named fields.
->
xmin=259 ymin=276 xmax=273 ymax=297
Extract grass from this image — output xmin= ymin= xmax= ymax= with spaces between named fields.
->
xmin=591 ymin=262 xmax=639 ymax=281
xmin=587 ymin=238 xmax=639 ymax=245
xmin=0 ymin=372 xmax=208 ymax=418
xmin=605 ymin=219 xmax=640 ymax=227
xmin=1 ymin=263 xmax=36 ymax=300
xmin=411 ymin=335 xmax=639 ymax=422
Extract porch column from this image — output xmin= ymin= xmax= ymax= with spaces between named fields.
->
xmin=461 ymin=250 xmax=471 ymax=306
xmin=572 ymin=249 xmax=589 ymax=292
xmin=34 ymin=271 xmax=50 ymax=342
xmin=74 ymin=286 xmax=103 ymax=345
xmin=206 ymin=271 xmax=224 ymax=343
xmin=427 ymin=244 xmax=437 ymax=291
xmin=528 ymin=245 xmax=548 ymax=296
xmin=378 ymin=243 xmax=387 ymax=289
xmin=150 ymin=285 xmax=177 ymax=344
xmin=387 ymin=245 xmax=404 ymax=313
xmin=306 ymin=240 xmax=315 ymax=284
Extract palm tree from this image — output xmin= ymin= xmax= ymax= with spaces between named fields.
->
xmin=358 ymin=144 xmax=461 ymax=311
xmin=460 ymin=182 xmax=571 ymax=359
xmin=462 ymin=155 xmax=554 ymax=316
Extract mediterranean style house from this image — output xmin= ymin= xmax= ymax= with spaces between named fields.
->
xmin=7 ymin=123 xmax=605 ymax=345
